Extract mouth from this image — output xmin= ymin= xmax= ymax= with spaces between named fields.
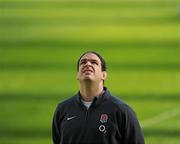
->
xmin=82 ymin=69 xmax=93 ymax=73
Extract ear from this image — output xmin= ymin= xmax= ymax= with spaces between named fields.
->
xmin=102 ymin=71 xmax=107 ymax=80
xmin=76 ymin=72 xmax=80 ymax=80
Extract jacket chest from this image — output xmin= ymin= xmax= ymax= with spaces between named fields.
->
xmin=60 ymin=108 xmax=118 ymax=142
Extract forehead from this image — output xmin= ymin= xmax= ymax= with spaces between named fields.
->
xmin=80 ymin=53 xmax=101 ymax=62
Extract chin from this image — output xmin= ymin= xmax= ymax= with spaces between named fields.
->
xmin=84 ymin=77 xmax=92 ymax=80
xmin=83 ymin=76 xmax=93 ymax=81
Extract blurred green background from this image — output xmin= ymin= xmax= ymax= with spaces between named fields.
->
xmin=0 ymin=0 xmax=180 ymax=143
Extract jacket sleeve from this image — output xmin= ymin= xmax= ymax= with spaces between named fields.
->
xmin=52 ymin=105 xmax=61 ymax=144
xmin=119 ymin=104 xmax=145 ymax=144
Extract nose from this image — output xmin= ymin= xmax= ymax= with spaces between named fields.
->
xmin=85 ymin=61 xmax=91 ymax=66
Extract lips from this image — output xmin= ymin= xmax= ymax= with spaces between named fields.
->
xmin=83 ymin=69 xmax=93 ymax=73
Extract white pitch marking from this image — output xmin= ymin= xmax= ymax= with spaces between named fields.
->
xmin=141 ymin=108 xmax=180 ymax=128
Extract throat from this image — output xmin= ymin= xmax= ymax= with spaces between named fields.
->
xmin=81 ymin=100 xmax=92 ymax=109
xmin=79 ymin=84 xmax=104 ymax=101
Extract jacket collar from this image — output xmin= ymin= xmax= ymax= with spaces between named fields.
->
xmin=75 ymin=87 xmax=111 ymax=107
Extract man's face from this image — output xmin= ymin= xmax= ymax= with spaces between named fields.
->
xmin=76 ymin=53 xmax=107 ymax=83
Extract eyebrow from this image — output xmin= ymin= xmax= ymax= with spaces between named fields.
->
xmin=80 ymin=58 xmax=99 ymax=63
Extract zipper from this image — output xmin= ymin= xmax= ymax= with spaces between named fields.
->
xmin=85 ymin=109 xmax=89 ymax=121
xmin=80 ymin=107 xmax=92 ymax=143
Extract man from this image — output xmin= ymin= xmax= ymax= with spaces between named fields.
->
xmin=52 ymin=51 xmax=145 ymax=144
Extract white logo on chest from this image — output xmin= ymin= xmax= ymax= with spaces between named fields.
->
xmin=99 ymin=125 xmax=106 ymax=134
xmin=67 ymin=116 xmax=76 ymax=121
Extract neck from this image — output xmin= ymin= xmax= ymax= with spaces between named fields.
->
xmin=79 ymin=82 xmax=104 ymax=102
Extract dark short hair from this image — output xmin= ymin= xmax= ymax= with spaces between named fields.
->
xmin=77 ymin=51 xmax=106 ymax=71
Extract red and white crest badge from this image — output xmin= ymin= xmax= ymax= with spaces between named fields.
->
xmin=100 ymin=114 xmax=108 ymax=123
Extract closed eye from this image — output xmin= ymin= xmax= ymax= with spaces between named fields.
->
xmin=91 ymin=61 xmax=98 ymax=65
xmin=80 ymin=61 xmax=86 ymax=65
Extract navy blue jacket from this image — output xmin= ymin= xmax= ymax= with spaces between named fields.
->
xmin=52 ymin=88 xmax=145 ymax=144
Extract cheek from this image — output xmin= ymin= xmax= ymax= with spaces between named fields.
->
xmin=78 ymin=66 xmax=83 ymax=72
xmin=97 ymin=71 xmax=104 ymax=78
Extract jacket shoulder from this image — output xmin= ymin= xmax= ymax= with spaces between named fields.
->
xmin=108 ymin=95 xmax=136 ymax=114
xmin=56 ymin=95 xmax=76 ymax=110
